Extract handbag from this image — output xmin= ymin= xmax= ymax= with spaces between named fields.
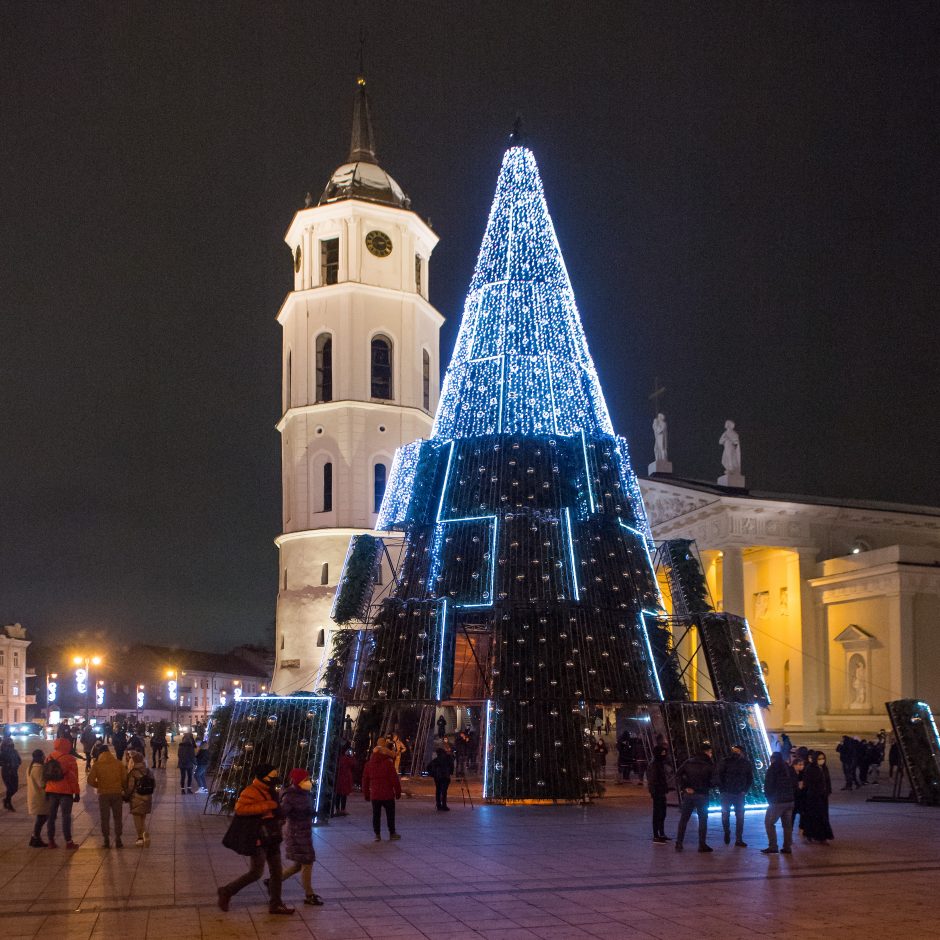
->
xmin=222 ymin=814 xmax=262 ymax=856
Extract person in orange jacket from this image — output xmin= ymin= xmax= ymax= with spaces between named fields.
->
xmin=217 ymin=763 xmax=294 ymax=916
xmin=45 ymin=732 xmax=81 ymax=849
xmin=362 ymin=738 xmax=401 ymax=842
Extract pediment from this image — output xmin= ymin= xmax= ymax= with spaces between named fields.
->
xmin=834 ymin=624 xmax=873 ymax=644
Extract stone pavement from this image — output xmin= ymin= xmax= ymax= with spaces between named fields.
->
xmin=1 ymin=746 xmax=938 ymax=939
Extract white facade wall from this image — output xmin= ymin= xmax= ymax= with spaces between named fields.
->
xmin=272 ymin=198 xmax=442 ymax=693
xmin=0 ymin=629 xmax=30 ymax=725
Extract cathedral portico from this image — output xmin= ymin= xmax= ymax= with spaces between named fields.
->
xmin=642 ymin=476 xmax=940 ymax=732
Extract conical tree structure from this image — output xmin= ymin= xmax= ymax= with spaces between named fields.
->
xmin=347 ymin=145 xmax=671 ymax=802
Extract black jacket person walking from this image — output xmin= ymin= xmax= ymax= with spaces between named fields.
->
xmin=675 ymin=744 xmax=716 ymax=852
xmin=647 ymin=745 xmax=670 ymax=843
xmin=717 ymin=745 xmax=753 ymax=847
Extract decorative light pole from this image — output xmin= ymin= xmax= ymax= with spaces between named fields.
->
xmin=166 ymin=668 xmax=179 ymax=734
xmin=136 ymin=684 xmax=146 ymax=722
xmin=46 ymin=671 xmax=59 ymax=725
xmin=73 ymin=655 xmax=102 ymax=722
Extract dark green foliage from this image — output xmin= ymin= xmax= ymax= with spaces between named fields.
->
xmin=662 ymin=539 xmax=713 ymax=617
xmin=886 ymin=699 xmax=940 ymax=805
xmin=660 ymin=701 xmax=770 ymax=808
xmin=645 ymin=614 xmax=690 ymax=702
xmin=332 ymin=534 xmax=381 ymax=625
xmin=319 ymin=628 xmax=358 ymax=696
xmin=207 ymin=697 xmax=334 ymax=817
xmin=697 ymin=613 xmax=770 ymax=707
xmin=205 ymin=702 xmax=234 ymax=776
xmin=486 ymin=700 xmax=599 ymax=802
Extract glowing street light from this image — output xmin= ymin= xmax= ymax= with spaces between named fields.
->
xmin=73 ymin=654 xmax=103 ymax=721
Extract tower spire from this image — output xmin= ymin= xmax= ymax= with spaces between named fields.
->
xmin=348 ymin=38 xmax=377 ymax=163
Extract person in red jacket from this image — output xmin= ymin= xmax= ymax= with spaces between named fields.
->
xmin=45 ymin=732 xmax=81 ymax=849
xmin=362 ymin=738 xmax=401 ymax=841
xmin=333 ymin=748 xmax=357 ymax=817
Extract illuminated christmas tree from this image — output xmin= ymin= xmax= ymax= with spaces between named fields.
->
xmin=326 ymin=141 xmax=668 ymax=802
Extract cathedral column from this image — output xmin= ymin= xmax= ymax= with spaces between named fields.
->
xmin=794 ymin=548 xmax=823 ymax=730
xmin=887 ymin=590 xmax=916 ymax=698
xmin=720 ymin=546 xmax=745 ymax=616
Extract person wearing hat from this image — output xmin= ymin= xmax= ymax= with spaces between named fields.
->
xmin=647 ymin=744 xmax=671 ymax=844
xmin=277 ymin=769 xmax=323 ymax=906
xmin=717 ymin=744 xmax=754 ymax=847
xmin=362 ymin=737 xmax=402 ymax=841
xmin=674 ymin=742 xmax=717 ymax=853
xmin=217 ymin=764 xmax=294 ymax=915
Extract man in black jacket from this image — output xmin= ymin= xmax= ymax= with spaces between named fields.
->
xmin=647 ymin=745 xmax=670 ymax=844
xmin=762 ymin=751 xmax=799 ymax=854
xmin=718 ymin=744 xmax=754 ymax=847
xmin=675 ymin=743 xmax=716 ymax=852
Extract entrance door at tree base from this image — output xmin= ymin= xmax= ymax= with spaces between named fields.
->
xmin=450 ymin=628 xmax=492 ymax=702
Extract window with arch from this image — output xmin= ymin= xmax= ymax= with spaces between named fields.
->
xmin=422 ymin=349 xmax=430 ymax=411
xmin=371 ymin=335 xmax=393 ymax=399
xmin=374 ymin=462 xmax=387 ymax=513
xmin=285 ymin=349 xmax=292 ymax=411
xmin=316 ymin=333 xmax=333 ymax=402
xmin=323 ymin=461 xmax=333 ymax=513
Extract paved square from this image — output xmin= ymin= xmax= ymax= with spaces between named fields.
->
xmin=1 ymin=745 xmax=938 ymax=938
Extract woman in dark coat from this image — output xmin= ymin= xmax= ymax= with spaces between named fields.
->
xmin=279 ymin=769 xmax=322 ymax=906
xmin=801 ymin=751 xmax=834 ymax=843
xmin=177 ymin=732 xmax=197 ymax=794
xmin=333 ymin=749 xmax=356 ymax=816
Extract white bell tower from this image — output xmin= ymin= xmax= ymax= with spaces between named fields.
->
xmin=271 ymin=74 xmax=443 ymax=693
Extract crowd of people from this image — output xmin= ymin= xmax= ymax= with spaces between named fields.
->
xmin=0 ymin=712 xmax=897 ymax=918
xmin=648 ymin=739 xmax=836 ymax=855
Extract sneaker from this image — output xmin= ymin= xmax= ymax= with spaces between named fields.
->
xmin=217 ymin=888 xmax=230 ymax=912
xmin=269 ymin=905 xmax=295 ymax=916
xmin=135 ymin=838 xmax=144 ymax=847
xmin=373 ymin=834 xmax=381 ymax=842
xmin=761 ymin=847 xmax=779 ymax=854
xmin=735 ymin=840 xmax=748 ymax=848
xmin=652 ymin=836 xmax=668 ymax=844
xmin=29 ymin=836 xmax=47 ymax=848
xmin=723 ymin=831 xmax=730 ymax=845
xmin=389 ymin=832 xmax=401 ymax=841
xmin=698 ymin=844 xmax=714 ymax=853
xmin=304 ymin=894 xmax=324 ymax=906
xmin=66 ymin=841 xmax=79 ymax=850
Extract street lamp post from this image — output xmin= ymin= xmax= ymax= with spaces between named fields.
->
xmin=46 ymin=671 xmax=59 ymax=725
xmin=73 ymin=655 xmax=102 ymax=722
xmin=166 ymin=668 xmax=179 ymax=736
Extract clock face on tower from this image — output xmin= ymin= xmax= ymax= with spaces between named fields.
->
xmin=365 ymin=230 xmax=393 ymax=257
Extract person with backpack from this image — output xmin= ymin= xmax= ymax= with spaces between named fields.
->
xmin=45 ymin=733 xmax=81 ymax=849
xmin=27 ymin=748 xmax=50 ymax=847
xmin=125 ymin=751 xmax=155 ymax=846
xmin=426 ymin=747 xmax=454 ymax=812
xmin=1 ymin=734 xmax=22 ymax=810
xmin=278 ymin=769 xmax=323 ymax=906
xmin=87 ymin=745 xmax=128 ymax=848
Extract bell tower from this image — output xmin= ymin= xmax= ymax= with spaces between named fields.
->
xmin=271 ymin=73 xmax=443 ymax=693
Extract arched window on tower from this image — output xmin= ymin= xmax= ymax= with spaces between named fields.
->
xmin=422 ymin=349 xmax=430 ymax=412
xmin=285 ymin=350 xmax=292 ymax=412
xmin=316 ymin=334 xmax=332 ymax=402
xmin=370 ymin=335 xmax=393 ymax=400
xmin=374 ymin=463 xmax=387 ymax=513
xmin=323 ymin=462 xmax=333 ymax=513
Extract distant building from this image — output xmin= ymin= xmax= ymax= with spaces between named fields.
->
xmin=28 ymin=643 xmax=269 ymax=727
xmin=0 ymin=623 xmax=31 ymax=725
xmin=642 ymin=477 xmax=940 ymax=732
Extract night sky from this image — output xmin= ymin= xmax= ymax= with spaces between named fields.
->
xmin=2 ymin=3 xmax=937 ymax=651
